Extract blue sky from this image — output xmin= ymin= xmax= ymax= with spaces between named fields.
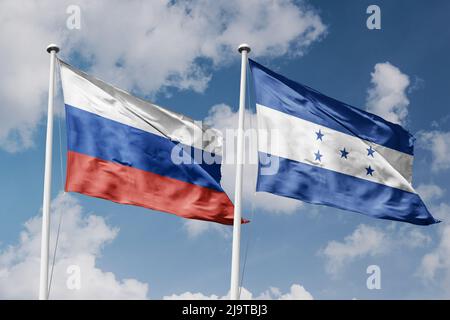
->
xmin=1 ymin=0 xmax=450 ymax=299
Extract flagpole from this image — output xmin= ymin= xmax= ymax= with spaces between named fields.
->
xmin=230 ymin=43 xmax=251 ymax=300
xmin=39 ymin=44 xmax=59 ymax=300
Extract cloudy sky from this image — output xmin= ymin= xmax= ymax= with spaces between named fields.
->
xmin=1 ymin=0 xmax=450 ymax=299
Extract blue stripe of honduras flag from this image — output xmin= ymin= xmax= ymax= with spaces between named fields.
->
xmin=59 ymin=60 xmax=236 ymax=225
xmin=249 ymin=59 xmax=438 ymax=225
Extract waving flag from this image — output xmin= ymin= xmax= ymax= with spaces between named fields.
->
xmin=249 ymin=59 xmax=438 ymax=225
xmin=59 ymin=60 xmax=234 ymax=224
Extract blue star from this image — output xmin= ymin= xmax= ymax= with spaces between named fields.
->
xmin=367 ymin=146 xmax=375 ymax=157
xmin=315 ymin=129 xmax=324 ymax=141
xmin=314 ymin=150 xmax=323 ymax=162
xmin=340 ymin=148 xmax=349 ymax=159
xmin=366 ymin=165 xmax=375 ymax=176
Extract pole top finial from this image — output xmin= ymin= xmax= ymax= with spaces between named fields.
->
xmin=238 ymin=43 xmax=251 ymax=54
xmin=46 ymin=44 xmax=60 ymax=54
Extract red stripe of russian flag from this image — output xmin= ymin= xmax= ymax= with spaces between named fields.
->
xmin=66 ymin=151 xmax=236 ymax=225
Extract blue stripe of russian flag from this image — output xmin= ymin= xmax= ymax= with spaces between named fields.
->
xmin=66 ymin=104 xmax=223 ymax=192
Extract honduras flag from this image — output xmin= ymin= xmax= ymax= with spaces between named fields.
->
xmin=249 ymin=59 xmax=438 ymax=225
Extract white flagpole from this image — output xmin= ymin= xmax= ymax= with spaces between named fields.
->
xmin=230 ymin=43 xmax=251 ymax=300
xmin=39 ymin=44 xmax=59 ymax=300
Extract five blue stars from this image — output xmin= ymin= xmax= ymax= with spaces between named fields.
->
xmin=340 ymin=148 xmax=349 ymax=159
xmin=314 ymin=150 xmax=323 ymax=162
xmin=367 ymin=146 xmax=375 ymax=157
xmin=313 ymin=130 xmax=377 ymax=176
xmin=315 ymin=129 xmax=324 ymax=141
xmin=365 ymin=165 xmax=375 ymax=176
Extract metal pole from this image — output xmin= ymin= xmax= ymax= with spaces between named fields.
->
xmin=39 ymin=44 xmax=59 ymax=300
xmin=230 ymin=43 xmax=251 ymax=300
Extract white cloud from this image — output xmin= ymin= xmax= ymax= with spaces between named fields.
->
xmin=320 ymin=224 xmax=431 ymax=276
xmin=403 ymin=228 xmax=433 ymax=249
xmin=0 ymin=1 xmax=66 ymax=152
xmin=164 ymin=287 xmax=253 ymax=300
xmin=321 ymin=224 xmax=387 ymax=276
xmin=163 ymin=283 xmax=313 ymax=300
xmin=257 ymin=283 xmax=314 ymax=300
xmin=366 ymin=62 xmax=411 ymax=125
xmin=0 ymin=193 xmax=148 ymax=299
xmin=416 ymin=184 xmax=444 ymax=202
xmin=429 ymin=202 xmax=450 ymax=223
xmin=164 ymin=291 xmax=221 ymax=300
xmin=0 ymin=0 xmax=326 ymax=152
xmin=183 ymin=219 xmax=230 ymax=239
xmin=418 ymin=220 xmax=450 ymax=296
xmin=417 ymin=130 xmax=450 ymax=172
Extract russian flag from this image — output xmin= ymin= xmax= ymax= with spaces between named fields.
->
xmin=59 ymin=60 xmax=235 ymax=224
xmin=249 ymin=59 xmax=438 ymax=225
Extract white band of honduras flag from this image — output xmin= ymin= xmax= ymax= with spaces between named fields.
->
xmin=59 ymin=60 xmax=235 ymax=225
xmin=249 ymin=59 xmax=438 ymax=225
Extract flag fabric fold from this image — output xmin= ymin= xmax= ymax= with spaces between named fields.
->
xmin=59 ymin=60 xmax=234 ymax=224
xmin=249 ymin=59 xmax=438 ymax=225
